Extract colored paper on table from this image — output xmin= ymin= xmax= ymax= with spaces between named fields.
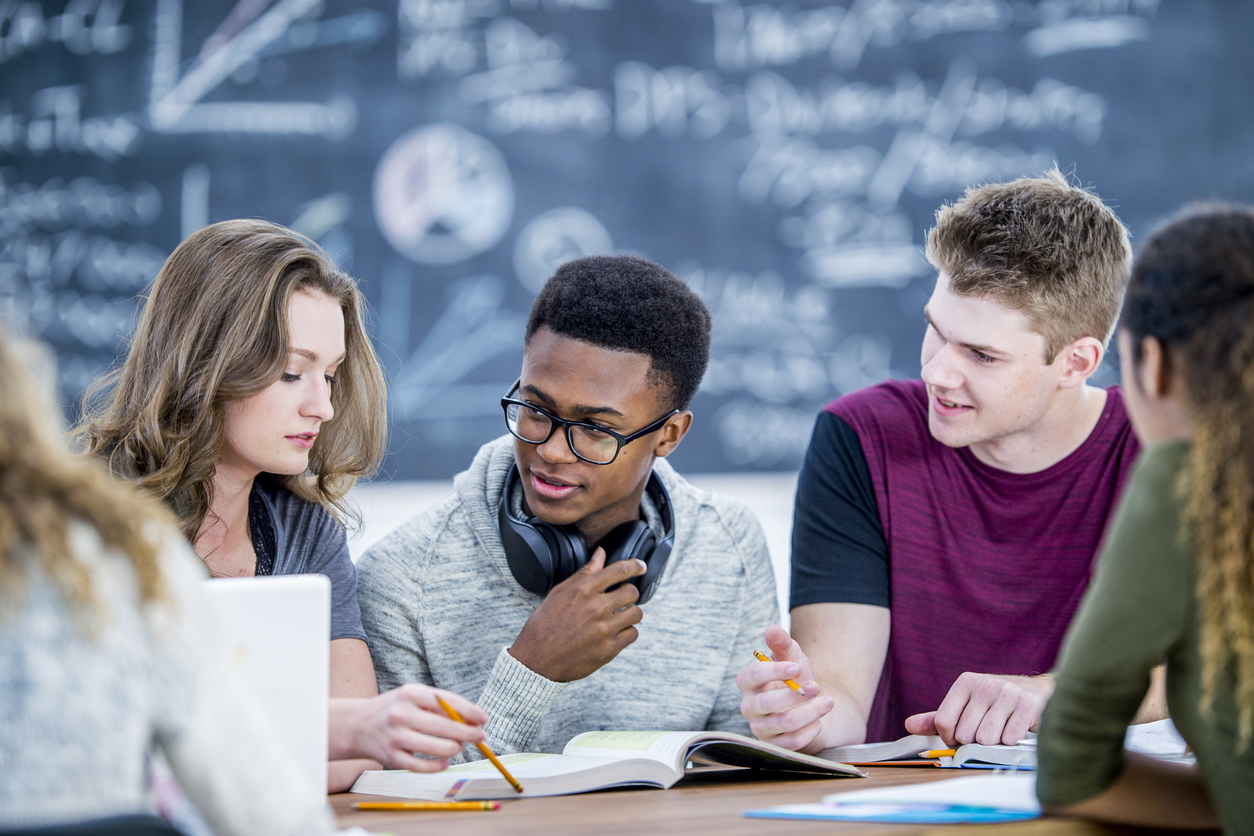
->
xmin=742 ymin=773 xmax=1040 ymax=824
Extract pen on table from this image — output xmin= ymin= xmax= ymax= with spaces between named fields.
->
xmin=355 ymin=800 xmax=501 ymax=811
xmin=919 ymin=748 xmax=958 ymax=758
xmin=435 ymin=695 xmax=524 ymax=794
xmin=753 ymin=650 xmax=803 ymax=694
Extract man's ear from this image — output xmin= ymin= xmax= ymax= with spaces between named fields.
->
xmin=1056 ymin=336 xmax=1104 ymax=388
xmin=652 ymin=411 xmax=692 ymax=458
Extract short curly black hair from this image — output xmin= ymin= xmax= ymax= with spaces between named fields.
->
xmin=525 ymin=255 xmax=711 ymax=411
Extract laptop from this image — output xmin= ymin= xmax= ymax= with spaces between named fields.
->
xmin=202 ymin=575 xmax=330 ymax=797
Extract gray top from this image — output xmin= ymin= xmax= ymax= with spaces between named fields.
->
xmin=0 ymin=522 xmax=333 ymax=834
xmin=356 ymin=435 xmax=779 ymax=758
xmin=253 ymin=475 xmax=366 ymax=642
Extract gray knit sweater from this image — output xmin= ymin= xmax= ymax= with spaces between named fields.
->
xmin=0 ymin=524 xmax=332 ymax=834
xmin=356 ymin=436 xmax=779 ymax=758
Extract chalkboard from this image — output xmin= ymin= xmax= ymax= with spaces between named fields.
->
xmin=3 ymin=0 xmax=1253 ymax=478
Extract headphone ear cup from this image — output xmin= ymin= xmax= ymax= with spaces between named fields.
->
xmin=635 ymin=535 xmax=672 ymax=604
xmin=553 ymin=527 xmax=589 ymax=584
xmin=599 ymin=520 xmax=653 ymax=569
xmin=498 ymin=473 xmax=558 ymax=596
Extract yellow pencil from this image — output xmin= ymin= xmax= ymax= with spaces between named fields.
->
xmin=355 ymin=800 xmax=501 ymax=811
xmin=919 ymin=748 xmax=958 ymax=758
xmin=436 ymin=696 xmax=524 ymax=794
xmin=754 ymin=650 xmax=803 ymax=694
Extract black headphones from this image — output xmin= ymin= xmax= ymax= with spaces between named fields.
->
xmin=498 ymin=463 xmax=674 ymax=603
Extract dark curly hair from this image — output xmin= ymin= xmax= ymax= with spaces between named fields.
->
xmin=1122 ymin=203 xmax=1254 ymax=749
xmin=525 ymin=255 xmax=711 ymax=411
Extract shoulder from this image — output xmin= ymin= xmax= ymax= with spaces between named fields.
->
xmin=253 ymin=475 xmax=340 ymax=537
xmin=824 ymin=379 xmax=928 ymax=440
xmin=1115 ymin=441 xmax=1188 ymax=523
xmin=356 ymin=492 xmax=462 ymax=586
xmin=826 ymin=379 xmax=926 ymax=421
xmin=652 ymin=460 xmax=768 ymax=561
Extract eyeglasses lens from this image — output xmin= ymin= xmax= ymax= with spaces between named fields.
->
xmin=505 ymin=403 xmax=620 ymax=464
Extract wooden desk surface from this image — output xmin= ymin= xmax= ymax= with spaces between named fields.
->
xmin=332 ymin=767 xmax=1135 ymax=836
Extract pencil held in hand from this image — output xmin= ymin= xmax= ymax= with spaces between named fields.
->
xmin=435 ymin=695 xmax=524 ymax=794
xmin=754 ymin=650 xmax=804 ymax=694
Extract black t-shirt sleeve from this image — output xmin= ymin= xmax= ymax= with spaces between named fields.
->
xmin=789 ymin=410 xmax=890 ymax=610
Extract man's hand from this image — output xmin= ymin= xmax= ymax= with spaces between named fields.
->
xmin=735 ymin=625 xmax=835 ymax=753
xmin=508 ymin=547 xmax=646 ymax=682
xmin=330 ymin=684 xmax=489 ymax=773
xmin=905 ymin=672 xmax=1054 ymax=746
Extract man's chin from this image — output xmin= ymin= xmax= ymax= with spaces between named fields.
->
xmin=927 ymin=412 xmax=978 ymax=449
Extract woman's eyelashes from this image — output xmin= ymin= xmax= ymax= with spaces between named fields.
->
xmin=280 ymin=371 xmax=337 ymax=384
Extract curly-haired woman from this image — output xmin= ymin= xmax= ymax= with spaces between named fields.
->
xmin=78 ymin=219 xmax=486 ymax=792
xmin=1037 ymin=205 xmax=1254 ymax=831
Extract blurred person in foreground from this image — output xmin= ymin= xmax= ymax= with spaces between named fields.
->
xmin=1037 ymin=205 xmax=1254 ymax=831
xmin=75 ymin=219 xmax=485 ymax=792
xmin=0 ymin=328 xmax=333 ymax=834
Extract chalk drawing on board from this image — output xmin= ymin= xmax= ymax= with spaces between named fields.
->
xmin=148 ymin=0 xmax=357 ymax=137
xmin=513 ymin=207 xmax=613 ymax=294
xmin=389 ymin=275 xmax=524 ymax=428
xmin=374 ymin=124 xmax=514 ymax=266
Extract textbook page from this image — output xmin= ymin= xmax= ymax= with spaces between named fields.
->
xmin=1125 ymin=719 xmax=1192 ymax=762
xmin=350 ymin=752 xmax=674 ymax=800
xmin=563 ymin=730 xmax=693 ymax=772
xmin=818 ymin=734 xmax=945 ymax=763
xmin=565 ymin=729 xmax=865 ymax=777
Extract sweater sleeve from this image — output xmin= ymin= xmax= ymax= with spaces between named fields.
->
xmin=154 ymin=541 xmax=335 ymax=836
xmin=706 ymin=500 xmax=780 ymax=735
xmin=355 ymin=535 xmax=433 ymax=693
xmin=1036 ymin=442 xmax=1193 ymax=807
xmin=473 ymin=647 xmax=569 ymax=756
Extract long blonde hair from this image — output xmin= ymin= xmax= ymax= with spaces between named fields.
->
xmin=1122 ymin=204 xmax=1254 ymax=747
xmin=76 ymin=220 xmax=387 ymax=541
xmin=0 ymin=330 xmax=169 ymax=616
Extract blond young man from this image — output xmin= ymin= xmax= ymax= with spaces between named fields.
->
xmin=739 ymin=171 xmax=1161 ymax=752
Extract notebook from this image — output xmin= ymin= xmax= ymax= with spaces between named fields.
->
xmin=202 ymin=575 xmax=330 ymax=796
xmin=743 ymin=773 xmax=1040 ymax=823
xmin=351 ymin=729 xmax=864 ymax=800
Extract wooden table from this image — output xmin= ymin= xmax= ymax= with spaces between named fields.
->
xmin=332 ymin=767 xmax=1168 ymax=836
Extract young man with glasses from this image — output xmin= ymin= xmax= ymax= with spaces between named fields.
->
xmin=356 ymin=255 xmax=777 ymax=758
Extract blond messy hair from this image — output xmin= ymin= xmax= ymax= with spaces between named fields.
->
xmin=0 ymin=329 xmax=172 ymax=621
xmin=926 ymin=168 xmax=1132 ymax=363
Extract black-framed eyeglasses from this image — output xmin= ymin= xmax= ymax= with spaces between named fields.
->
xmin=501 ymin=379 xmax=679 ymax=465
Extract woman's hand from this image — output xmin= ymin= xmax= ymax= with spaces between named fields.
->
xmin=329 ymin=684 xmax=489 ymax=772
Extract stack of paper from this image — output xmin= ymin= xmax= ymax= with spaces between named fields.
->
xmin=743 ymin=774 xmax=1040 ymax=824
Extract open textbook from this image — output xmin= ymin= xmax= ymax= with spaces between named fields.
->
xmin=817 ymin=718 xmax=1191 ymax=769
xmin=351 ymin=729 xmax=864 ymax=800
xmin=819 ymin=734 xmax=1037 ymax=769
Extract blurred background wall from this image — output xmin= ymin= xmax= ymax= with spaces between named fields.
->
xmin=3 ymin=0 xmax=1253 ymax=615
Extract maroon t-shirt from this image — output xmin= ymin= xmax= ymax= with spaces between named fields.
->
xmin=796 ymin=379 xmax=1140 ymax=743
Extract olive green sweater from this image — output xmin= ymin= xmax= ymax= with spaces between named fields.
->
xmin=1037 ymin=440 xmax=1254 ymax=833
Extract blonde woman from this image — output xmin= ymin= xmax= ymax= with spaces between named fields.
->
xmin=1037 ymin=205 xmax=1254 ymax=830
xmin=0 ymin=329 xmax=332 ymax=833
xmin=78 ymin=220 xmax=486 ymax=792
